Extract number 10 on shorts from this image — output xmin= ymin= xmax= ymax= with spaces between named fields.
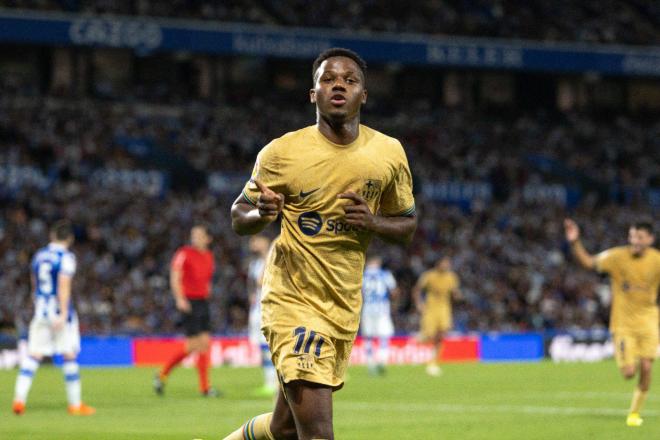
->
xmin=293 ymin=326 xmax=325 ymax=357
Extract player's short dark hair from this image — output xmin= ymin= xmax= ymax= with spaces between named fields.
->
xmin=50 ymin=220 xmax=74 ymax=241
xmin=631 ymin=222 xmax=654 ymax=235
xmin=192 ymin=223 xmax=211 ymax=236
xmin=312 ymin=47 xmax=367 ymax=82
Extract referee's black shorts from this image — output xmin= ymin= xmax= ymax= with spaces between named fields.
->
xmin=180 ymin=299 xmax=211 ymax=336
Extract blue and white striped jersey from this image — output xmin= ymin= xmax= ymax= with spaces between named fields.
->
xmin=248 ymin=256 xmax=266 ymax=313
xmin=31 ymin=243 xmax=76 ymax=320
xmin=361 ymin=267 xmax=396 ymax=316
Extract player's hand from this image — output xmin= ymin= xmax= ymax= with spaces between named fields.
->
xmin=564 ymin=218 xmax=580 ymax=243
xmin=52 ymin=315 xmax=66 ymax=331
xmin=253 ymin=179 xmax=284 ymax=220
xmin=176 ymin=297 xmax=191 ymax=313
xmin=338 ymin=191 xmax=375 ymax=230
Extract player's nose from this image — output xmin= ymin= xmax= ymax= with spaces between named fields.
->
xmin=332 ymin=82 xmax=347 ymax=92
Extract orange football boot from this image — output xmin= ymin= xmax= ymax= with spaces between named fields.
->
xmin=68 ymin=403 xmax=96 ymax=416
xmin=12 ymin=401 xmax=25 ymax=415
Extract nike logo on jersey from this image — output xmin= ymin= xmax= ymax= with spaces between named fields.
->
xmin=299 ymin=188 xmax=320 ymax=198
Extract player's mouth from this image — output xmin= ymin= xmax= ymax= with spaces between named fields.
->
xmin=330 ymin=94 xmax=347 ymax=106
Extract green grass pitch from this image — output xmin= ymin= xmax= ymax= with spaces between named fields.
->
xmin=1 ymin=361 xmax=659 ymax=439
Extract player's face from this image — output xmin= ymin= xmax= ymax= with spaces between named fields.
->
xmin=51 ymin=233 xmax=74 ymax=247
xmin=191 ymin=227 xmax=211 ymax=249
xmin=310 ymin=56 xmax=367 ymax=122
xmin=437 ymin=257 xmax=451 ymax=271
xmin=367 ymin=256 xmax=382 ymax=267
xmin=628 ymin=227 xmax=654 ymax=255
xmin=249 ymin=236 xmax=269 ymax=254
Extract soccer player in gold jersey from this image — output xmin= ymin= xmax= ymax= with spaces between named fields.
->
xmin=413 ymin=256 xmax=461 ymax=376
xmin=565 ymin=219 xmax=660 ymax=427
xmin=223 ymin=48 xmax=417 ymax=440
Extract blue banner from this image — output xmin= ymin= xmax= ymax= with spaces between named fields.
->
xmin=78 ymin=336 xmax=133 ymax=366
xmin=207 ymin=172 xmax=248 ymax=195
xmin=0 ymin=165 xmax=167 ymax=196
xmin=89 ymin=168 xmax=168 ymax=197
xmin=422 ymin=181 xmax=492 ymax=205
xmin=0 ymin=9 xmax=659 ymax=76
xmin=480 ymin=333 xmax=545 ymax=362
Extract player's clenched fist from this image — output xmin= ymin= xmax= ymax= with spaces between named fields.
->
xmin=254 ymin=179 xmax=284 ymax=220
xmin=564 ymin=218 xmax=580 ymax=243
xmin=338 ymin=191 xmax=375 ymax=230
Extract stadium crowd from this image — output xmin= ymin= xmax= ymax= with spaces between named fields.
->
xmin=1 ymin=82 xmax=658 ymax=337
xmin=1 ymin=0 xmax=659 ymax=45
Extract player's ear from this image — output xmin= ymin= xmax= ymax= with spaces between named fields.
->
xmin=310 ymin=88 xmax=316 ymax=103
xmin=361 ymin=88 xmax=367 ymax=105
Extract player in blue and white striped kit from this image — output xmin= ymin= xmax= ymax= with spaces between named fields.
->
xmin=247 ymin=235 xmax=278 ymax=396
xmin=360 ymin=256 xmax=399 ymax=376
xmin=12 ymin=221 xmax=95 ymax=416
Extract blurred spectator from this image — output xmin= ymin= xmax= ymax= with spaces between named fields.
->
xmin=0 ymin=76 xmax=658 ymax=336
xmin=1 ymin=0 xmax=658 ymax=45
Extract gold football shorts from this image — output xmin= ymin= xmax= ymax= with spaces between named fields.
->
xmin=263 ymin=324 xmax=353 ymax=391
xmin=613 ymin=330 xmax=659 ymax=368
xmin=420 ymin=307 xmax=452 ymax=340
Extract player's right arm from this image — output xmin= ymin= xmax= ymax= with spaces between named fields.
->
xmin=564 ymin=218 xmax=596 ymax=270
xmin=231 ymin=179 xmax=284 ymax=236
xmin=451 ymin=274 xmax=463 ymax=301
xmin=412 ymin=274 xmax=427 ymax=314
xmin=233 ymin=144 xmax=286 ymax=236
xmin=170 ymin=250 xmax=191 ymax=313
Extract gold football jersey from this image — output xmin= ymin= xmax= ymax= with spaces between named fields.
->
xmin=596 ymin=246 xmax=660 ymax=333
xmin=242 ymin=125 xmax=415 ymax=340
xmin=418 ymin=269 xmax=459 ymax=313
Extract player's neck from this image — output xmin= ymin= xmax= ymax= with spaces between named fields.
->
xmin=316 ymin=115 xmax=360 ymax=145
xmin=629 ymin=246 xmax=646 ymax=258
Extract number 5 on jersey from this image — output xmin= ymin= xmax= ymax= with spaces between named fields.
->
xmin=293 ymin=326 xmax=325 ymax=357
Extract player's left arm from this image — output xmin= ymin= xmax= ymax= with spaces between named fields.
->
xmin=54 ymin=255 xmax=76 ymax=331
xmin=351 ymin=142 xmax=417 ymax=245
xmin=338 ymin=191 xmax=417 ymax=245
xmin=54 ymin=274 xmax=72 ymax=331
xmin=387 ymin=271 xmax=400 ymax=300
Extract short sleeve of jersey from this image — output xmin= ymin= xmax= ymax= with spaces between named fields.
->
xmin=171 ymin=249 xmax=187 ymax=271
xmin=241 ymin=141 xmax=287 ymax=207
xmin=379 ymin=141 xmax=415 ymax=217
xmin=596 ymin=248 xmax=616 ymax=274
xmin=60 ymin=253 xmax=76 ymax=276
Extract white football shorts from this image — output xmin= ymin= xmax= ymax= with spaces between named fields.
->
xmin=360 ymin=312 xmax=394 ymax=338
xmin=27 ymin=314 xmax=80 ymax=356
